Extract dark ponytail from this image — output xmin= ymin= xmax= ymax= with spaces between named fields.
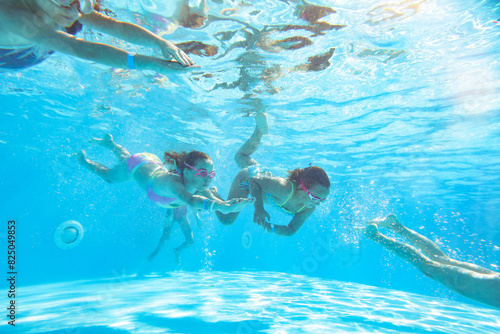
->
xmin=163 ymin=150 xmax=212 ymax=175
xmin=287 ymin=166 xmax=330 ymax=189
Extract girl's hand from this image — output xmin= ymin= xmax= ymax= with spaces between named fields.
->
xmin=253 ymin=208 xmax=271 ymax=226
xmin=160 ymin=41 xmax=194 ymax=67
xmin=136 ymin=55 xmax=196 ymax=75
xmin=217 ymin=198 xmax=255 ymax=214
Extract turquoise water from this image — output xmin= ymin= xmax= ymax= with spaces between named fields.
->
xmin=1 ymin=0 xmax=500 ymax=332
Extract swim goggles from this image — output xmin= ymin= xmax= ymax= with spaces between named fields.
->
xmin=300 ymin=177 xmax=326 ymax=204
xmin=49 ymin=0 xmax=96 ymax=15
xmin=184 ymin=162 xmax=216 ymax=178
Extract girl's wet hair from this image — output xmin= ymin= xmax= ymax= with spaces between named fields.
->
xmin=288 ymin=166 xmax=330 ymax=189
xmin=163 ymin=150 xmax=212 ymax=175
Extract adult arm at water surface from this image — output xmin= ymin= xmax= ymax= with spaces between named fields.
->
xmin=0 ymin=0 xmax=193 ymax=72
xmin=79 ymin=11 xmax=193 ymax=66
xmin=250 ymin=175 xmax=315 ymax=236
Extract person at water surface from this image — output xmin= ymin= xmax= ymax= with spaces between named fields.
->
xmin=362 ymin=214 xmax=500 ymax=309
xmin=77 ymin=134 xmax=254 ymax=264
xmin=0 ymin=0 xmax=194 ymax=71
xmin=208 ymin=113 xmax=330 ymax=236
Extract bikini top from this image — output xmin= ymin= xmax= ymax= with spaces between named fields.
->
xmin=266 ymin=179 xmax=305 ymax=216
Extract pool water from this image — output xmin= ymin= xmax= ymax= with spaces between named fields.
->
xmin=1 ymin=0 xmax=500 ymax=333
xmin=3 ymin=272 xmax=500 ymax=334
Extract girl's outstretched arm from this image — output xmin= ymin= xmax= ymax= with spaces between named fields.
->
xmin=262 ymin=208 xmax=314 ymax=237
xmin=79 ymin=11 xmax=194 ymax=66
xmin=168 ymin=178 xmax=254 ymax=214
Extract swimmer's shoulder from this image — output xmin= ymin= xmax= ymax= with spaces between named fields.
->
xmin=150 ymin=171 xmax=183 ymax=196
xmin=155 ymin=170 xmax=183 ymax=187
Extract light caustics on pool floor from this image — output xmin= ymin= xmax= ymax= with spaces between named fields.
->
xmin=7 ymin=271 xmax=500 ymax=334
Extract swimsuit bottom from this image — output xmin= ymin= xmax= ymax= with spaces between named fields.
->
xmin=0 ymin=45 xmax=53 ymax=70
xmin=172 ymin=205 xmax=188 ymax=221
xmin=127 ymin=153 xmax=185 ymax=209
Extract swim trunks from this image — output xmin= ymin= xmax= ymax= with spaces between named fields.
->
xmin=127 ymin=153 xmax=185 ymax=209
xmin=172 ymin=205 xmax=188 ymax=221
xmin=240 ymin=164 xmax=271 ymax=189
xmin=0 ymin=45 xmax=54 ymax=70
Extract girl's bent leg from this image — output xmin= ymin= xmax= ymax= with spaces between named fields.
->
xmin=148 ymin=210 xmax=175 ymax=262
xmin=93 ymin=133 xmax=131 ymax=162
xmin=234 ymin=113 xmax=269 ymax=169
xmin=77 ymin=150 xmax=129 ymax=183
xmin=215 ymin=168 xmax=251 ymax=225
xmin=174 ymin=215 xmax=194 ymax=265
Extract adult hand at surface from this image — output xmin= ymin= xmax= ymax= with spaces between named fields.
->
xmin=160 ymin=40 xmax=194 ymax=67
xmin=133 ymin=54 xmax=196 ymax=74
xmin=76 ymin=0 xmax=96 ymax=14
xmin=50 ymin=0 xmax=96 ymax=14
xmin=40 ymin=0 xmax=82 ymax=27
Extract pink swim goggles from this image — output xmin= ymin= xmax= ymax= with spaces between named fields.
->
xmin=300 ymin=177 xmax=326 ymax=204
xmin=184 ymin=162 xmax=216 ymax=178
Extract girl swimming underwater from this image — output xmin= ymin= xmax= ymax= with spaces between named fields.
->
xmin=77 ymin=134 xmax=254 ymax=263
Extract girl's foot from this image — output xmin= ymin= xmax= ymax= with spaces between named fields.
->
xmin=367 ymin=214 xmax=400 ymax=230
xmin=148 ymin=250 xmax=158 ymax=262
xmin=91 ymin=133 xmax=115 ymax=149
xmin=76 ymin=150 xmax=88 ymax=165
xmin=363 ymin=224 xmax=380 ymax=240
xmin=255 ymin=113 xmax=269 ymax=135
xmin=174 ymin=248 xmax=181 ymax=265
